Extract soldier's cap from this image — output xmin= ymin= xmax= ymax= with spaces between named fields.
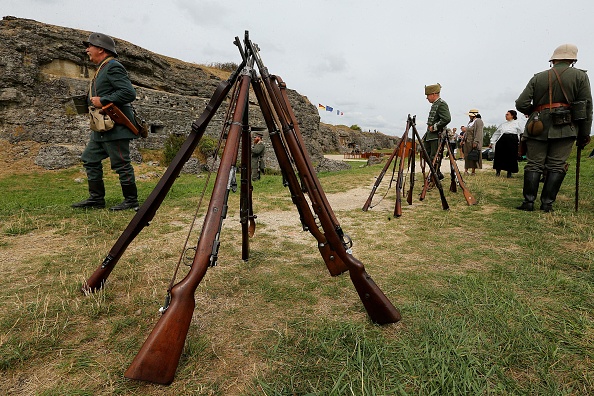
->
xmin=83 ymin=32 xmax=118 ymax=56
xmin=252 ymin=131 xmax=264 ymax=137
xmin=549 ymin=43 xmax=578 ymax=62
xmin=467 ymin=109 xmax=479 ymax=116
xmin=424 ymin=83 xmax=441 ymax=95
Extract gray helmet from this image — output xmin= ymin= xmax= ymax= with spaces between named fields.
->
xmin=83 ymin=32 xmax=118 ymax=56
xmin=549 ymin=43 xmax=577 ymax=62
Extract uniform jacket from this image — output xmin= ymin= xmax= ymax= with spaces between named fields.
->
xmin=463 ymin=118 xmax=484 ymax=168
xmin=88 ymin=58 xmax=138 ymax=142
xmin=251 ymin=141 xmax=265 ymax=170
xmin=516 ymin=62 xmax=593 ymax=141
xmin=426 ymin=97 xmax=451 ymax=141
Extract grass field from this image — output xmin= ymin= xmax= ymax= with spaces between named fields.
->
xmin=1 ymin=146 xmax=593 ymax=395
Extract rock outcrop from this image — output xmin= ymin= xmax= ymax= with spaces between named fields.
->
xmin=0 ymin=16 xmax=397 ymax=171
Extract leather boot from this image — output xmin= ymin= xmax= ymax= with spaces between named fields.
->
xmin=540 ymin=172 xmax=565 ymax=212
xmin=516 ymin=171 xmax=541 ymax=211
xmin=71 ymin=180 xmax=105 ymax=209
xmin=110 ymin=183 xmax=139 ymax=211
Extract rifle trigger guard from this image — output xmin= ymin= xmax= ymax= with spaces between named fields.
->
xmin=184 ymin=247 xmax=196 ymax=266
xmin=341 ymin=233 xmax=353 ymax=254
xmin=158 ymin=292 xmax=171 ymax=314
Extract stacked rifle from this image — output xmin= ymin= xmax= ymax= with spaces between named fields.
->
xmin=363 ymin=115 xmax=477 ymax=216
xmin=80 ymin=32 xmax=401 ymax=385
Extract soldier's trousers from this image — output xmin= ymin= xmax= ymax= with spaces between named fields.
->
xmin=81 ymin=139 xmax=136 ymax=185
xmin=424 ymin=139 xmax=440 ymax=163
xmin=524 ymin=137 xmax=575 ymax=174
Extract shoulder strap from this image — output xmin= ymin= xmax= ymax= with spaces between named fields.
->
xmin=89 ymin=57 xmax=115 ymax=99
xmin=551 ymin=66 xmax=571 ymax=104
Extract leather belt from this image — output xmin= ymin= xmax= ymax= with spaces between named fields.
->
xmin=534 ymin=102 xmax=570 ymax=112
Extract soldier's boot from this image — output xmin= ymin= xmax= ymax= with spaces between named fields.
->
xmin=540 ymin=172 xmax=565 ymax=213
xmin=71 ymin=180 xmax=105 ymax=209
xmin=516 ymin=171 xmax=541 ymax=211
xmin=109 ymin=183 xmax=139 ymax=211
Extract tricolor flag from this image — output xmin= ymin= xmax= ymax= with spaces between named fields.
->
xmin=336 ymin=110 xmax=344 ymax=115
xmin=318 ymin=103 xmax=325 ymax=110
xmin=326 ymin=106 xmax=333 ymax=112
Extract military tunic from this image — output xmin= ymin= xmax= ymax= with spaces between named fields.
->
xmin=81 ymin=58 xmax=138 ymax=184
xmin=425 ymin=97 xmax=451 ymax=160
xmin=515 ymin=62 xmax=593 ymax=173
xmin=251 ymin=141 xmax=265 ymax=181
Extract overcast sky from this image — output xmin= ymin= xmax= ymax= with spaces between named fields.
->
xmin=4 ymin=0 xmax=593 ymax=135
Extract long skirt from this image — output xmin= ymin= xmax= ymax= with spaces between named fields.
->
xmin=493 ymin=134 xmax=519 ymax=173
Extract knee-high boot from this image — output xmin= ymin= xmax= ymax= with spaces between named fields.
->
xmin=516 ymin=171 xmax=541 ymax=211
xmin=71 ymin=180 xmax=105 ymax=209
xmin=540 ymin=172 xmax=565 ymax=212
xmin=109 ymin=183 xmax=139 ymax=211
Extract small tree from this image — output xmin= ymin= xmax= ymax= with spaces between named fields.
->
xmin=483 ymin=125 xmax=497 ymax=147
xmin=350 ymin=124 xmax=362 ymax=131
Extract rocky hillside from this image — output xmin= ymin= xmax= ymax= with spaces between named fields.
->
xmin=0 ymin=16 xmax=397 ymax=171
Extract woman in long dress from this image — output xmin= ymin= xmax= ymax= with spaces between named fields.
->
xmin=489 ymin=110 xmax=523 ymax=178
xmin=461 ymin=109 xmax=484 ymax=175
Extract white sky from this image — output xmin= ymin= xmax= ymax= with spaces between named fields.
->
xmin=3 ymin=0 xmax=593 ymax=135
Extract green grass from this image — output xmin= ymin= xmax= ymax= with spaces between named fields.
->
xmin=1 ymin=148 xmax=593 ymax=395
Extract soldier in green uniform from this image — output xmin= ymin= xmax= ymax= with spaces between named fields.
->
xmin=515 ymin=44 xmax=592 ymax=212
xmin=251 ymin=132 xmax=265 ymax=181
xmin=424 ymin=83 xmax=452 ymax=179
xmin=72 ymin=32 xmax=140 ymax=211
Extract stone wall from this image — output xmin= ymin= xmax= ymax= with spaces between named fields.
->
xmin=0 ymin=16 xmax=397 ymax=171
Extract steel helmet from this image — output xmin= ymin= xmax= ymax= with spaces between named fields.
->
xmin=549 ymin=44 xmax=578 ymax=61
xmin=83 ymin=32 xmax=118 ymax=56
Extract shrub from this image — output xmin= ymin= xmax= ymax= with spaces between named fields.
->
xmin=163 ymin=133 xmax=186 ymax=166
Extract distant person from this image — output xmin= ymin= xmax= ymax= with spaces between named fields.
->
xmin=446 ymin=127 xmax=458 ymax=158
xmin=461 ymin=110 xmax=484 ymax=175
xmin=489 ymin=110 xmax=523 ymax=177
xmin=424 ymin=83 xmax=451 ymax=179
xmin=71 ymin=32 xmax=140 ymax=211
xmin=515 ymin=43 xmax=592 ymax=212
xmin=251 ymin=132 xmax=266 ymax=181
xmin=457 ymin=129 xmax=465 ymax=159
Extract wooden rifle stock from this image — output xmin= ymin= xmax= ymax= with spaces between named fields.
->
xmin=248 ymin=39 xmax=400 ymax=324
xmin=124 ymin=68 xmax=253 ymax=385
xmin=394 ymin=129 xmax=408 ymax=217
xmin=362 ymin=137 xmax=404 ymax=211
xmin=251 ymin=78 xmax=348 ymax=276
xmin=82 ymin=63 xmax=246 ymax=293
xmin=446 ymin=143 xmax=477 ymax=205
xmin=411 ymin=119 xmax=449 ymax=210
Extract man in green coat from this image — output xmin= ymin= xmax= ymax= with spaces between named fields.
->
xmin=515 ymin=44 xmax=592 ymax=212
xmin=424 ymin=83 xmax=451 ymax=179
xmin=251 ymin=132 xmax=265 ymax=181
xmin=72 ymin=32 xmax=140 ymax=211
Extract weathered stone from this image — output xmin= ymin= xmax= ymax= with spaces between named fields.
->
xmin=34 ymin=144 xmax=83 ymax=169
xmin=315 ymin=157 xmax=351 ymax=173
xmin=0 ymin=17 xmax=397 ymax=172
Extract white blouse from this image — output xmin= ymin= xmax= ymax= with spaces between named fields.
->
xmin=490 ymin=119 xmax=523 ymax=146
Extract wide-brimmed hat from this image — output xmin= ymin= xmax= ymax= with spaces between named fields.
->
xmin=467 ymin=109 xmax=479 ymax=116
